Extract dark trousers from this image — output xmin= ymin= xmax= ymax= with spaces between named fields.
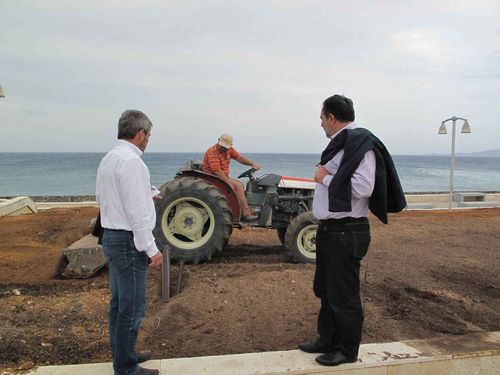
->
xmin=313 ymin=217 xmax=370 ymax=359
xmin=103 ymin=229 xmax=148 ymax=375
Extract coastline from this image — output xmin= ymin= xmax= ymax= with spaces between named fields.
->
xmin=0 ymin=195 xmax=96 ymax=202
xmin=1 ymin=191 xmax=500 ymax=202
xmin=0 ymin=190 xmax=500 ymax=204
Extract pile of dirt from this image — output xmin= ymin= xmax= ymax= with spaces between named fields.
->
xmin=0 ymin=207 xmax=97 ymax=284
xmin=0 ymin=208 xmax=499 ymax=371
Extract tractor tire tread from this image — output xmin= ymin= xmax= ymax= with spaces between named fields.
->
xmin=284 ymin=211 xmax=318 ymax=264
xmin=154 ymin=177 xmax=233 ymax=263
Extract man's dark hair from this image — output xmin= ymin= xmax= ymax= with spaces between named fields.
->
xmin=322 ymin=95 xmax=355 ymax=122
xmin=118 ymin=110 xmax=153 ymax=139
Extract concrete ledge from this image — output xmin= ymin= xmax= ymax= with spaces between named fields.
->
xmin=405 ymin=193 xmax=500 ymax=209
xmin=457 ymin=201 xmax=500 ymax=208
xmin=406 ymin=203 xmax=434 ymax=210
xmin=405 ymin=194 xmax=449 ymax=204
xmin=0 ymin=196 xmax=37 ymax=217
xmin=36 ymin=201 xmax=99 ymax=210
xmin=485 ymin=193 xmax=500 ymax=202
xmin=25 ymin=331 xmax=499 ymax=375
xmin=33 ymin=193 xmax=500 ymax=211
xmin=453 ymin=192 xmax=486 ymax=202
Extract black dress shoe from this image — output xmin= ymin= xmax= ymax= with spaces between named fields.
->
xmin=315 ymin=351 xmax=357 ymax=367
xmin=137 ymin=351 xmax=152 ymax=363
xmin=136 ymin=366 xmax=159 ymax=375
xmin=298 ymin=340 xmax=332 ymax=353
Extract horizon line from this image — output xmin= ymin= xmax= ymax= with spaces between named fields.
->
xmin=1 ymin=150 xmax=499 ymax=156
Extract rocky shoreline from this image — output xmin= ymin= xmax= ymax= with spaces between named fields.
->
xmin=0 ymin=195 xmax=96 ymax=202
xmin=2 ymin=191 xmax=500 ymax=203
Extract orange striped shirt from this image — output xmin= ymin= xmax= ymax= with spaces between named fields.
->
xmin=202 ymin=144 xmax=240 ymax=176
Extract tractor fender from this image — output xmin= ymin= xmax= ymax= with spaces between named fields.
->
xmin=177 ymin=170 xmax=241 ymax=222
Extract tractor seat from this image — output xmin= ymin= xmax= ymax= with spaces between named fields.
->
xmin=189 ymin=160 xmax=203 ymax=171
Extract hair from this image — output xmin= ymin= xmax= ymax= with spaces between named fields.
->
xmin=117 ymin=110 xmax=153 ymax=139
xmin=322 ymin=95 xmax=355 ymax=122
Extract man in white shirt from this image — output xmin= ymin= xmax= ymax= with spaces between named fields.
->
xmin=298 ymin=95 xmax=375 ymax=367
xmin=96 ymin=110 xmax=162 ymax=375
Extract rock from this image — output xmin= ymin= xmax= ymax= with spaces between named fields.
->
xmin=17 ymin=360 xmax=34 ymax=370
xmin=12 ymin=289 xmax=21 ymax=296
xmin=61 ymin=236 xmax=106 ymax=279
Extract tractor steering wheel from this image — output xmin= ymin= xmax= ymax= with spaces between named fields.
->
xmin=237 ymin=168 xmax=256 ymax=179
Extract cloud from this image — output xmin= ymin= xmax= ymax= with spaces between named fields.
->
xmin=1 ymin=0 xmax=500 ymax=154
xmin=434 ymin=0 xmax=499 ymax=14
xmin=392 ymin=28 xmax=455 ymax=68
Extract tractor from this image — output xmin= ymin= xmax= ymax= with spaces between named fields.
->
xmin=153 ymin=161 xmax=319 ymax=264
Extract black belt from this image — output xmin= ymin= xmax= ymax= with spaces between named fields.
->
xmin=104 ymin=228 xmax=133 ymax=235
xmin=319 ymin=217 xmax=369 ymax=232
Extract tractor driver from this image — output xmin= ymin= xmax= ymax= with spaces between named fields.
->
xmin=203 ymin=133 xmax=260 ymax=222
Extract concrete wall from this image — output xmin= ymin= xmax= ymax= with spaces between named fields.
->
xmin=0 ymin=196 xmax=37 ymax=217
xmin=21 ymin=193 xmax=500 ymax=211
xmin=25 ymin=331 xmax=500 ymax=375
xmin=405 ymin=193 xmax=500 ymax=209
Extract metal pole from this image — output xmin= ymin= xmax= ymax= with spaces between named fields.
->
xmin=177 ymin=261 xmax=184 ymax=295
xmin=161 ymin=248 xmax=170 ymax=301
xmin=439 ymin=116 xmax=470 ymax=210
xmin=448 ymin=119 xmax=457 ymax=210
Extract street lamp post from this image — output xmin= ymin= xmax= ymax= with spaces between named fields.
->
xmin=438 ymin=116 xmax=471 ymax=210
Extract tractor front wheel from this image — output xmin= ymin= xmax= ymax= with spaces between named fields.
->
xmin=154 ymin=177 xmax=233 ymax=264
xmin=284 ymin=211 xmax=318 ymax=263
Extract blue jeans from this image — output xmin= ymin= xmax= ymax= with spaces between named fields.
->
xmin=103 ymin=229 xmax=148 ymax=375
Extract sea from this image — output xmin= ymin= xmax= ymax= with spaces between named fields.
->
xmin=0 ymin=153 xmax=499 ymax=196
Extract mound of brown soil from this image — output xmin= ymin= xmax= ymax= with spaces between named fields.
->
xmin=0 ymin=208 xmax=499 ymax=370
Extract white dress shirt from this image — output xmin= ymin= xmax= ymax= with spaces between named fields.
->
xmin=96 ymin=140 xmax=159 ymax=257
xmin=313 ymin=122 xmax=376 ymax=220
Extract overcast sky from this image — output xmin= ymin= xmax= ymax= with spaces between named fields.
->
xmin=1 ymin=0 xmax=499 ymax=154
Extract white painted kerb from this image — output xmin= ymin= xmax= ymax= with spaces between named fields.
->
xmin=24 ymin=331 xmax=500 ymax=375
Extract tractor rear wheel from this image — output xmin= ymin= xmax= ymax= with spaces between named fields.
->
xmin=154 ymin=177 xmax=233 ymax=264
xmin=284 ymin=211 xmax=318 ymax=263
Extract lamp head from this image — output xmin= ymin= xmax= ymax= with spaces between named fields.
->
xmin=438 ymin=122 xmax=447 ymax=134
xmin=461 ymin=120 xmax=471 ymax=134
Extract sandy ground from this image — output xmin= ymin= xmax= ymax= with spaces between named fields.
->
xmin=0 ymin=207 xmax=499 ymax=371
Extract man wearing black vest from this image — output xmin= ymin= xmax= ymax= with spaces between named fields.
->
xmin=298 ymin=95 xmax=406 ymax=366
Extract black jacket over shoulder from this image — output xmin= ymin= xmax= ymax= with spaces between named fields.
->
xmin=320 ymin=127 xmax=406 ymax=224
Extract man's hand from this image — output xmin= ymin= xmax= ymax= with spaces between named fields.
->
xmin=149 ymin=252 xmax=163 ymax=269
xmin=314 ymin=164 xmax=330 ymax=183
xmin=151 ymin=186 xmax=162 ymax=201
xmin=252 ymin=163 xmax=261 ymax=171
xmin=237 ymin=155 xmax=260 ymax=171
